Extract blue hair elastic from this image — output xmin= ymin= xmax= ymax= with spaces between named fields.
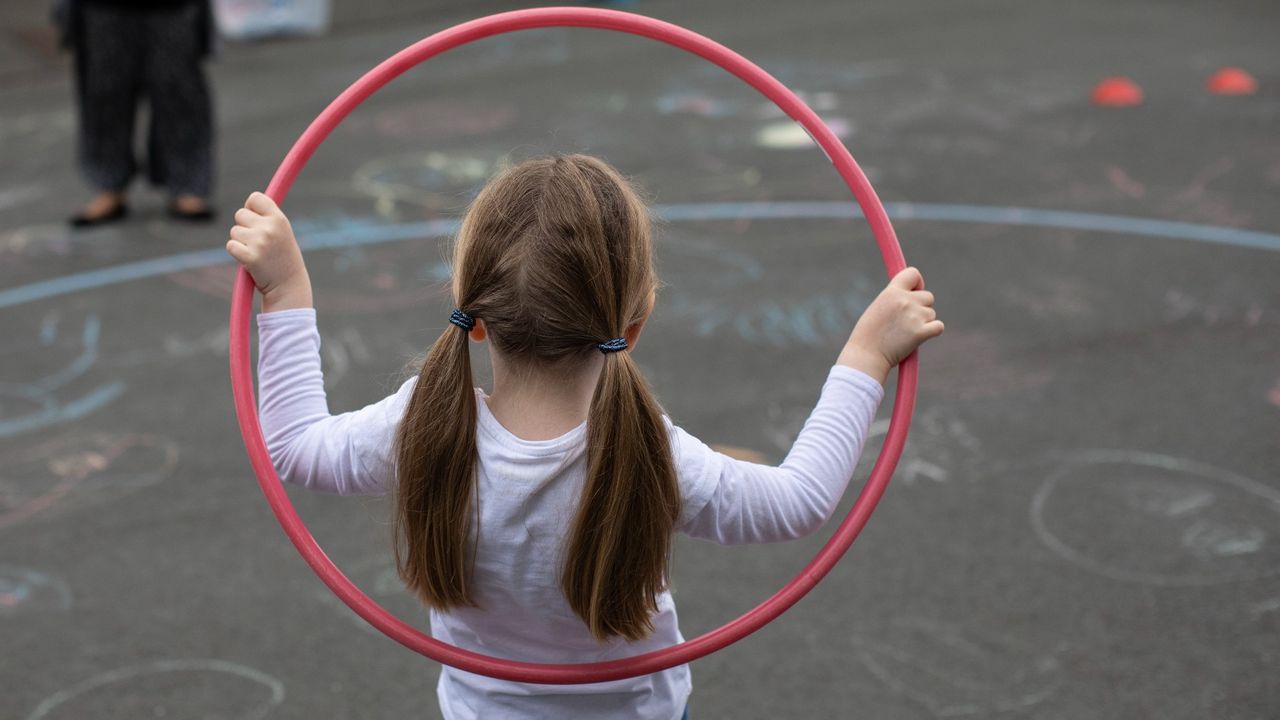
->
xmin=449 ymin=309 xmax=476 ymax=331
xmin=596 ymin=337 xmax=628 ymax=354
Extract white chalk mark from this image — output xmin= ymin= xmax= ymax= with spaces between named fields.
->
xmin=352 ymin=150 xmax=500 ymax=219
xmin=1123 ymin=483 xmax=1215 ymax=517
xmin=1029 ymin=449 xmax=1280 ymax=586
xmin=1249 ymin=598 xmax=1280 ymax=619
xmin=944 ymin=418 xmax=982 ymax=454
xmin=1162 ymin=287 xmax=1262 ymax=326
xmin=1181 ymin=519 xmax=1266 ymax=559
xmin=25 ymin=659 xmax=285 ymax=720
xmin=854 ymin=617 xmax=1062 ymax=717
xmin=1164 ymin=288 xmax=1198 ymax=322
xmin=162 ymin=325 xmax=230 ymax=359
xmin=901 ymin=458 xmax=949 ymax=485
xmin=860 ymin=412 xmax=981 ymax=487
xmin=755 ymin=117 xmax=852 ymax=150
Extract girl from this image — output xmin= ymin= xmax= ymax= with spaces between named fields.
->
xmin=226 ymin=154 xmax=943 ymax=720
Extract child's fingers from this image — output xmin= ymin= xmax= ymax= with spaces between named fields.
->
xmin=245 ymin=191 xmax=279 ymax=216
xmin=911 ymin=289 xmax=935 ymax=306
xmin=890 ymin=266 xmax=923 ymax=291
xmin=229 ymin=225 xmax=254 ymax=242
xmin=225 ymin=239 xmax=254 ymax=265
xmin=922 ymin=319 xmax=945 ymax=337
xmin=234 ymin=207 xmax=261 ymax=226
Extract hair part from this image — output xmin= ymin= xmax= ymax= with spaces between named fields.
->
xmin=393 ymin=154 xmax=680 ymax=641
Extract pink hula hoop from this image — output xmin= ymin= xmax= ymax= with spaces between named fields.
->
xmin=229 ymin=6 xmax=917 ymax=684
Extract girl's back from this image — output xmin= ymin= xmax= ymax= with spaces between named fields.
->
xmin=435 ymin=392 xmax=699 ymax=718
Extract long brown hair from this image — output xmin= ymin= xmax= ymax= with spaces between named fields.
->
xmin=393 ymin=155 xmax=680 ymax=642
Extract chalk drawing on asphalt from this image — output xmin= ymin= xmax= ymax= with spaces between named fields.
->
xmin=854 ymin=616 xmax=1063 ymax=717
xmin=1030 ymin=449 xmax=1280 ymax=586
xmin=24 ymin=659 xmax=285 ymax=720
xmin=0 ymin=313 xmax=125 ymax=439
xmin=0 ymin=433 xmax=179 ymax=529
xmin=0 ymin=566 xmax=73 ymax=616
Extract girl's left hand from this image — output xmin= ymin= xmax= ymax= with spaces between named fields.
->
xmin=226 ymin=192 xmax=314 ymax=312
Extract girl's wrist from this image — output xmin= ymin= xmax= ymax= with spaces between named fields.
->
xmin=261 ymin=276 xmax=314 ymax=313
xmin=836 ymin=345 xmax=890 ymax=386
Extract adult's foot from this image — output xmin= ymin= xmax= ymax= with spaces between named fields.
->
xmin=168 ymin=194 xmax=215 ymax=222
xmin=69 ymin=192 xmax=128 ymax=228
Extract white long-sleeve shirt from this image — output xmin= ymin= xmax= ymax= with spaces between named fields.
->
xmin=257 ymin=308 xmax=884 ymax=720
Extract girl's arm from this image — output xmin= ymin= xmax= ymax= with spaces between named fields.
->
xmin=257 ymin=309 xmax=414 ymax=495
xmin=228 ymin=193 xmax=411 ymax=496
xmin=674 ymin=266 xmax=942 ymax=543
xmin=673 ymin=364 xmax=884 ymax=543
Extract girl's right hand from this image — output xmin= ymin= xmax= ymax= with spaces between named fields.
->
xmin=225 ymin=192 xmax=313 ymax=312
xmin=837 ymin=266 xmax=944 ymax=385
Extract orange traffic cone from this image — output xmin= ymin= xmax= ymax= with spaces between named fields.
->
xmin=1091 ymin=77 xmax=1144 ymax=107
xmin=1207 ymin=67 xmax=1257 ymax=95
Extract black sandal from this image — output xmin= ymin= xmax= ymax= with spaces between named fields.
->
xmin=167 ymin=202 xmax=215 ymax=222
xmin=69 ymin=201 xmax=129 ymax=228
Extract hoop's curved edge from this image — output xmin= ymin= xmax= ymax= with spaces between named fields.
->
xmin=232 ymin=5 xmax=918 ymax=684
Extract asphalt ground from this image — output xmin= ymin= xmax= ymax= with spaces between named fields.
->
xmin=2 ymin=0 xmax=1278 ymax=718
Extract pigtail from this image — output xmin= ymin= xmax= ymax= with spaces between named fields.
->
xmin=393 ymin=320 xmax=479 ymax=609
xmin=562 ymin=349 xmax=681 ymax=642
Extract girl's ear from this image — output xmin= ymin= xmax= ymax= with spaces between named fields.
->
xmin=622 ymin=290 xmax=657 ymax=352
xmin=469 ymin=319 xmax=487 ymax=343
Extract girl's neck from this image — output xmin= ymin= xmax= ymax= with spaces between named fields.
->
xmin=484 ymin=350 xmax=604 ymax=441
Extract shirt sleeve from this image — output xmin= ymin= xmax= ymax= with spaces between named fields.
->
xmin=256 ymin=308 xmax=415 ymax=496
xmin=672 ymin=365 xmax=885 ymax=544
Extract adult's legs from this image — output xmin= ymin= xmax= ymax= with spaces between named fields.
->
xmin=144 ymin=1 xmax=215 ymax=217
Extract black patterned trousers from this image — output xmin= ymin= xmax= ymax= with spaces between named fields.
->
xmin=75 ymin=1 xmax=214 ymax=198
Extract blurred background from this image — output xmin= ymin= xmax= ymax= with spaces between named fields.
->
xmin=2 ymin=0 xmax=1278 ymax=717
